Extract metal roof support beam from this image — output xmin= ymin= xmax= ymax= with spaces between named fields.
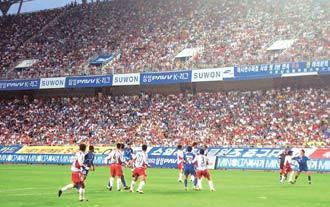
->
xmin=17 ymin=0 xmax=23 ymax=14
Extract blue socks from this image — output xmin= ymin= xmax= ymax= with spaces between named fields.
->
xmin=121 ymin=175 xmax=127 ymax=187
xmin=184 ymin=179 xmax=188 ymax=188
xmin=193 ymin=178 xmax=197 ymax=187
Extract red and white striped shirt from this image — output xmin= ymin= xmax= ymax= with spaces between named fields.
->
xmin=71 ymin=151 xmax=85 ymax=172
xmin=133 ymin=151 xmax=148 ymax=168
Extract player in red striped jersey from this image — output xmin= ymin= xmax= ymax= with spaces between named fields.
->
xmin=280 ymin=150 xmax=295 ymax=183
xmin=177 ymin=145 xmax=184 ymax=182
xmin=194 ymin=149 xmax=215 ymax=191
xmin=58 ymin=144 xmax=89 ymax=201
xmin=130 ymin=144 xmax=149 ymax=194
xmin=105 ymin=143 xmax=124 ymax=191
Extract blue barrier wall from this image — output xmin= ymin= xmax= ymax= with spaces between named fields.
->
xmin=1 ymin=146 xmax=330 ymax=171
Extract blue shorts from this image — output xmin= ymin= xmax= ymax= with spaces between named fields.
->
xmin=184 ymin=166 xmax=195 ymax=176
xmin=298 ymin=167 xmax=308 ymax=172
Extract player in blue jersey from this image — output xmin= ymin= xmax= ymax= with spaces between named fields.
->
xmin=82 ymin=146 xmax=95 ymax=180
xmin=120 ymin=143 xmax=130 ymax=190
xmin=291 ymin=149 xmax=312 ymax=184
xmin=183 ymin=146 xmax=197 ymax=191
xmin=190 ymin=142 xmax=200 ymax=181
xmin=123 ymin=143 xmax=133 ymax=163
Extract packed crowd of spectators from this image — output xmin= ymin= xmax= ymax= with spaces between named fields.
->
xmin=0 ymin=0 xmax=329 ymax=79
xmin=0 ymin=8 xmax=63 ymax=78
xmin=0 ymin=87 xmax=329 ymax=147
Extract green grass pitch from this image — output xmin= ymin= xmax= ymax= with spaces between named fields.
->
xmin=0 ymin=165 xmax=328 ymax=207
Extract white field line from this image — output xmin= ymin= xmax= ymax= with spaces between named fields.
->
xmin=256 ymin=196 xmax=267 ymax=199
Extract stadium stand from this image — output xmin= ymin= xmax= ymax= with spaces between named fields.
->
xmin=0 ymin=87 xmax=329 ymax=147
xmin=0 ymin=0 xmax=329 ymax=79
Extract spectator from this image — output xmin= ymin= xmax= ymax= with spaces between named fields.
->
xmin=0 ymin=87 xmax=329 ymax=147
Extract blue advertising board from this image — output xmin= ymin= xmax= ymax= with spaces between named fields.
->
xmin=216 ymin=157 xmax=273 ymax=170
xmin=147 ymin=147 xmax=178 ymax=168
xmin=0 ymin=146 xmax=22 ymax=154
xmin=147 ymin=147 xmax=284 ymax=169
xmin=148 ymin=155 xmax=178 ymax=168
xmin=65 ymin=75 xmax=112 ymax=88
xmin=147 ymin=147 xmax=330 ymax=171
xmin=0 ymin=79 xmax=40 ymax=91
xmin=234 ymin=62 xmax=304 ymax=78
xmin=215 ymin=157 xmax=330 ymax=171
xmin=0 ymin=153 xmax=107 ymax=165
xmin=207 ymin=147 xmax=283 ymax=158
xmin=0 ymin=146 xmax=330 ymax=171
xmin=148 ymin=147 xmax=178 ymax=156
xmin=149 ymin=147 xmax=285 ymax=158
xmin=306 ymin=60 xmax=330 ymax=72
xmin=233 ymin=60 xmax=330 ymax=79
xmin=140 ymin=71 xmax=191 ymax=85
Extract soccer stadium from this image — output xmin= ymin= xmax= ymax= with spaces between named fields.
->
xmin=0 ymin=0 xmax=329 ymax=206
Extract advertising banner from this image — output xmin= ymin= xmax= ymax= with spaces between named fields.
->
xmin=234 ymin=62 xmax=304 ymax=78
xmin=65 ymin=75 xmax=112 ymax=88
xmin=216 ymin=157 xmax=271 ymax=170
xmin=306 ymin=60 xmax=329 ymax=72
xmin=40 ymin=77 xmax=66 ymax=89
xmin=148 ymin=155 xmax=177 ymax=168
xmin=17 ymin=146 xmax=114 ymax=155
xmin=207 ymin=147 xmax=317 ymax=158
xmin=0 ymin=79 xmax=40 ymax=91
xmin=140 ymin=71 xmax=191 ymax=85
xmin=206 ymin=148 xmax=284 ymax=158
xmin=1 ymin=146 xmax=329 ymax=171
xmin=0 ymin=145 xmax=22 ymax=154
xmin=234 ymin=60 xmax=330 ymax=79
xmin=215 ymin=157 xmax=330 ymax=171
xmin=147 ymin=147 xmax=216 ymax=169
xmin=112 ymin=73 xmax=140 ymax=86
xmin=192 ymin=68 xmax=223 ymax=82
xmin=0 ymin=153 xmax=108 ymax=165
xmin=309 ymin=148 xmax=330 ymax=159
xmin=192 ymin=67 xmax=234 ymax=82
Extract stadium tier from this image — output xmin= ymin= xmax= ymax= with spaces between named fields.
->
xmin=0 ymin=0 xmax=329 ymax=79
xmin=0 ymin=87 xmax=329 ymax=147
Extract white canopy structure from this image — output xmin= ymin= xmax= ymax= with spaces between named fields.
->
xmin=15 ymin=59 xmax=38 ymax=69
xmin=175 ymin=48 xmax=201 ymax=58
xmin=267 ymin=39 xmax=296 ymax=51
